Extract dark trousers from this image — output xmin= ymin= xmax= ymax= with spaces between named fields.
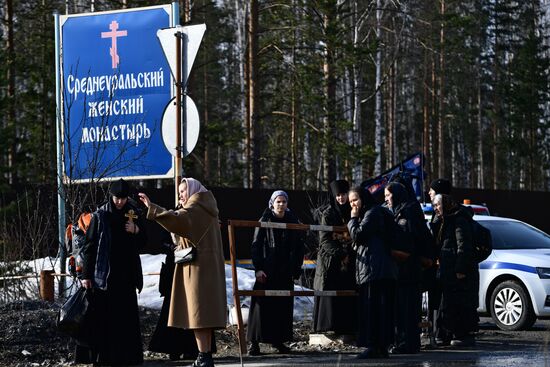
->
xmin=357 ymin=279 xmax=395 ymax=351
xmin=394 ymin=282 xmax=422 ymax=352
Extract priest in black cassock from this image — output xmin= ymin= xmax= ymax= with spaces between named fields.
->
xmin=77 ymin=178 xmax=147 ymax=365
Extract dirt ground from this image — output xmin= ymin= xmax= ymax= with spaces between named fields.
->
xmin=2 ymin=300 xmax=549 ymax=367
xmin=0 ymin=299 xmax=359 ymax=366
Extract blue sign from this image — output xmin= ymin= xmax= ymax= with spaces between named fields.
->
xmin=60 ymin=5 xmax=173 ymax=180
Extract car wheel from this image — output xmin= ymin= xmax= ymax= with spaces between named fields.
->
xmin=490 ymin=280 xmax=536 ymax=331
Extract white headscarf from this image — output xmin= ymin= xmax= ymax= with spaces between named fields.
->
xmin=181 ymin=177 xmax=208 ymax=198
xmin=269 ymin=190 xmax=289 ymax=210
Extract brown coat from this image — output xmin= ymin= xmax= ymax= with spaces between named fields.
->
xmin=147 ymin=191 xmax=227 ymax=329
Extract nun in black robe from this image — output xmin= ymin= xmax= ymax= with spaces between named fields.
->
xmin=312 ymin=180 xmax=357 ymax=335
xmin=246 ymin=190 xmax=304 ymax=355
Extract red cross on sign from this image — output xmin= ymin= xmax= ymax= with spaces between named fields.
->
xmin=101 ymin=20 xmax=127 ymax=69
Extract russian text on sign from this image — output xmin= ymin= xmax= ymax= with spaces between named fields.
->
xmin=66 ymin=69 xmax=164 ymax=100
xmin=81 ymin=123 xmax=151 ymax=146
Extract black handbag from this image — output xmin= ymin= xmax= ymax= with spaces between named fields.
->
xmin=56 ymin=287 xmax=93 ymax=339
xmin=173 ymin=223 xmax=213 ymax=265
xmin=174 ymin=246 xmax=197 ymax=264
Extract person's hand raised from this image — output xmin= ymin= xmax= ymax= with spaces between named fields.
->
xmin=138 ymin=193 xmax=150 ymax=208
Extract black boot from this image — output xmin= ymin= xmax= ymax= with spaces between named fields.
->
xmin=191 ymin=352 xmax=214 ymax=367
xmin=247 ymin=342 xmax=261 ymax=356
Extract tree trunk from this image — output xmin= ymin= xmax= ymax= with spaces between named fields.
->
xmin=352 ymin=64 xmax=362 ymax=185
xmin=431 ymin=52 xmax=438 ymax=177
xmin=181 ymin=0 xmax=191 ymax=23
xmin=477 ymin=76 xmax=484 ymax=189
xmin=374 ymin=0 xmax=384 ymax=175
xmin=248 ymin=0 xmax=261 ymax=188
xmin=203 ymin=51 xmax=210 ymax=182
xmin=291 ymin=0 xmax=299 ymax=189
xmin=5 ymin=0 xmax=16 ymax=185
xmin=321 ymin=3 xmax=337 ymax=185
xmin=437 ymin=0 xmax=446 ymax=180
xmin=492 ymin=18 xmax=500 ymax=190
xmin=351 ymin=0 xmax=362 ymax=185
xmin=422 ymin=51 xmax=431 ymax=189
xmin=235 ymin=0 xmax=248 ymax=187
xmin=388 ymin=61 xmax=396 ymax=167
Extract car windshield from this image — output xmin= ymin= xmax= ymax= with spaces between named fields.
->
xmin=482 ymin=220 xmax=550 ymax=250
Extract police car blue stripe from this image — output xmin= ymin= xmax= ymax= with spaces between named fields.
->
xmin=480 ymin=261 xmax=537 ymax=274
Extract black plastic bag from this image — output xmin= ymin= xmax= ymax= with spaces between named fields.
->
xmin=57 ymin=287 xmax=92 ymax=340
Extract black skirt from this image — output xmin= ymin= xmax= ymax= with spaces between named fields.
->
xmin=246 ymin=278 xmax=294 ymax=344
xmin=313 ymin=294 xmax=357 ymax=334
xmin=357 ymin=279 xmax=396 ymax=349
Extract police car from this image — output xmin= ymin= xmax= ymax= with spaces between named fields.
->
xmin=475 ymin=215 xmax=550 ymax=330
xmin=423 ymin=202 xmax=550 ymax=331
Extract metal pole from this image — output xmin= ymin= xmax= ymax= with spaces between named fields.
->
xmin=174 ymin=31 xmax=182 ymax=205
xmin=172 ymin=1 xmax=180 ymax=204
xmin=181 ymin=33 xmax=188 ymax=158
xmin=54 ymin=11 xmax=66 ymax=297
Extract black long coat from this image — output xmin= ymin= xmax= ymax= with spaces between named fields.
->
xmin=391 ymin=195 xmax=434 ymax=353
xmin=246 ymin=208 xmax=304 ymax=344
xmin=435 ymin=205 xmax=479 ymax=337
xmin=76 ymin=198 xmax=147 ymax=365
xmin=312 ymin=205 xmax=357 ymax=334
xmin=348 ymin=205 xmax=397 ymax=350
xmin=348 ymin=205 xmax=397 ymax=285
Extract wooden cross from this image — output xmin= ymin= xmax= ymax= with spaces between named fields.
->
xmin=125 ymin=209 xmax=138 ymax=222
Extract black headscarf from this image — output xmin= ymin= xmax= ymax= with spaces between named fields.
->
xmin=391 ymin=175 xmax=416 ymax=202
xmin=350 ymin=186 xmax=376 ymax=218
xmin=329 ymin=180 xmax=351 ymax=222
xmin=430 ymin=178 xmax=452 ymax=195
xmin=385 ymin=182 xmax=409 ymax=214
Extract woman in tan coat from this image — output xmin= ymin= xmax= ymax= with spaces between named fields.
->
xmin=139 ymin=178 xmax=226 ymax=367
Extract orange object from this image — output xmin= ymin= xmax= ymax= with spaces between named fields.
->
xmin=463 ymin=199 xmax=471 ymax=205
xmin=65 ymin=223 xmax=73 ymax=241
xmin=78 ymin=212 xmax=92 ymax=232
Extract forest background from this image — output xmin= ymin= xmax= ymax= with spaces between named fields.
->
xmin=1 ymin=0 xmax=550 ymax=263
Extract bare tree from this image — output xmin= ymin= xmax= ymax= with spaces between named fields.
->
xmin=246 ymin=0 xmax=261 ymax=188
xmin=4 ymin=0 xmax=16 ymax=185
xmin=437 ymin=0 xmax=446 ymax=179
xmin=374 ymin=0 xmax=384 ymax=175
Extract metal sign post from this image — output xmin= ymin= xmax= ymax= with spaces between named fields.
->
xmin=157 ymin=24 xmax=206 ymax=203
xmin=175 ymin=30 xmax=182 ymax=193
